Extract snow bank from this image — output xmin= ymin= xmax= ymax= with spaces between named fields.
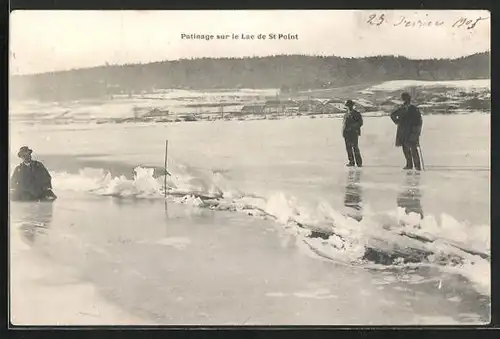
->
xmin=370 ymin=79 xmax=490 ymax=91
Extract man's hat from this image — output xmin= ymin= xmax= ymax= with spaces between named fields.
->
xmin=17 ymin=146 xmax=33 ymax=158
xmin=344 ymin=100 xmax=355 ymax=108
xmin=401 ymin=92 xmax=411 ymax=99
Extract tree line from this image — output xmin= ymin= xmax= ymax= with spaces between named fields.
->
xmin=10 ymin=52 xmax=490 ymax=101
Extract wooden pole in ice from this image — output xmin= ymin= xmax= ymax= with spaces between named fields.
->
xmin=164 ymin=140 xmax=168 ymax=198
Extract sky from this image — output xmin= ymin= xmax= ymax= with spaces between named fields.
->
xmin=10 ymin=10 xmax=491 ymax=75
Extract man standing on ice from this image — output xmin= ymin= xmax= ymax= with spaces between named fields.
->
xmin=390 ymin=92 xmax=423 ymax=171
xmin=342 ymin=100 xmax=363 ymax=167
xmin=10 ymin=146 xmax=57 ymax=201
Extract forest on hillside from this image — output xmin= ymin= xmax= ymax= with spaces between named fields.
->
xmin=10 ymin=52 xmax=490 ymax=101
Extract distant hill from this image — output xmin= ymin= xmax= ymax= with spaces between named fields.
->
xmin=10 ymin=52 xmax=490 ymax=102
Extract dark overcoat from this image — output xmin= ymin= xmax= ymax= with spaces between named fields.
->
xmin=390 ymin=104 xmax=423 ymax=147
xmin=10 ymin=161 xmax=54 ymax=201
xmin=342 ymin=109 xmax=363 ymax=140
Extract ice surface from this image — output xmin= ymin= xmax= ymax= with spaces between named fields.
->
xmin=9 ymin=106 xmax=490 ymax=324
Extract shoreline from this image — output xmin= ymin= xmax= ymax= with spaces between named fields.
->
xmin=10 ymin=103 xmax=490 ymax=127
xmin=10 ymin=109 xmax=490 ymax=127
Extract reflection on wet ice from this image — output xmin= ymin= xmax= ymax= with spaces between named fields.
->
xmin=343 ymin=169 xmax=363 ymax=221
xmin=397 ymin=172 xmax=424 ymax=221
xmin=12 ymin=201 xmax=54 ymax=244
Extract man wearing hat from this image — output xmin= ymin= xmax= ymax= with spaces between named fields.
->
xmin=390 ymin=92 xmax=423 ymax=170
xmin=10 ymin=146 xmax=57 ymax=201
xmin=342 ymin=100 xmax=363 ymax=167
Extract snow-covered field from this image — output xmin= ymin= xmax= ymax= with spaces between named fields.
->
xmin=9 ymin=79 xmax=490 ymax=126
xmin=369 ymin=79 xmax=490 ymax=92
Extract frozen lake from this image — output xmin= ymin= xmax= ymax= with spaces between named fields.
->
xmin=9 ymin=113 xmax=491 ymax=325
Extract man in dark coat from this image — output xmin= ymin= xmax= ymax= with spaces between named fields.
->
xmin=390 ymin=92 xmax=423 ymax=170
xmin=10 ymin=146 xmax=57 ymax=201
xmin=342 ymin=100 xmax=363 ymax=167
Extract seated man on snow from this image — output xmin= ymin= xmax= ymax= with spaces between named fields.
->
xmin=10 ymin=146 xmax=57 ymax=201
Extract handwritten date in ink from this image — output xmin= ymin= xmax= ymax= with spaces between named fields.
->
xmin=393 ymin=16 xmax=444 ymax=27
xmin=452 ymin=17 xmax=489 ymax=30
xmin=367 ymin=14 xmax=386 ymax=26
xmin=366 ymin=13 xmax=489 ymax=30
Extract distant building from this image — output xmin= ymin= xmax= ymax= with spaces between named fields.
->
xmin=179 ymin=115 xmax=197 ymax=122
xmin=380 ymin=98 xmax=402 ymax=107
xmin=430 ymin=96 xmax=449 ymax=103
xmin=322 ymin=102 xmax=345 ymax=114
xmin=142 ymin=107 xmax=169 ymax=118
xmin=264 ymin=99 xmax=298 ymax=114
xmin=353 ymin=98 xmax=377 ymax=112
xmin=325 ymin=100 xmax=348 ymax=113
xmin=241 ymin=104 xmax=266 ymax=114
xmin=297 ymin=99 xmax=325 ymax=114
xmin=284 ymin=106 xmax=300 ymax=114
xmin=460 ymin=97 xmax=491 ymax=111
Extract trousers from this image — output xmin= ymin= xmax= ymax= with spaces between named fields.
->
xmin=344 ymin=135 xmax=362 ymax=166
xmin=402 ymin=142 xmax=421 ymax=170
